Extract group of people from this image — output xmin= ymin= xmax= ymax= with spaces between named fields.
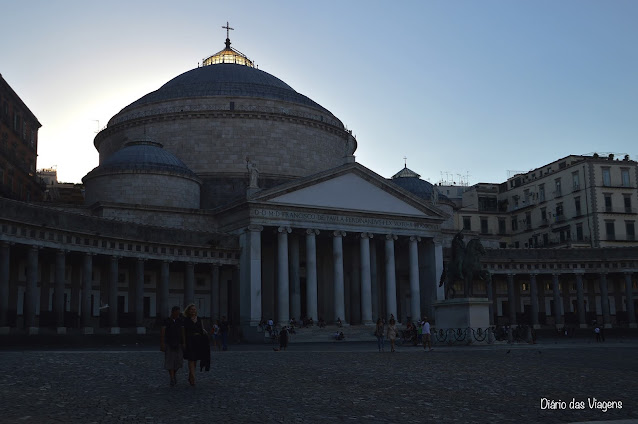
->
xmin=160 ymin=305 xmax=230 ymax=387
xmin=374 ymin=315 xmax=433 ymax=352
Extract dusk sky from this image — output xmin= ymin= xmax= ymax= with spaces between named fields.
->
xmin=3 ymin=1 xmax=637 ymax=185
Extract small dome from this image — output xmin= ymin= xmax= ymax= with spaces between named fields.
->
xmin=389 ymin=166 xmax=447 ymax=202
xmin=84 ymin=139 xmax=199 ymax=181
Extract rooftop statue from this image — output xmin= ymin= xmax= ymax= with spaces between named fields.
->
xmin=246 ymin=157 xmax=259 ymax=188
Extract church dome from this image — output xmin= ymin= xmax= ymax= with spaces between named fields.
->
xmin=389 ymin=165 xmax=447 ymax=202
xmin=93 ymin=32 xmax=357 ymax=209
xmin=83 ymin=139 xmax=201 ymax=208
xmin=120 ymin=64 xmax=331 ymax=115
xmin=85 ymin=140 xmax=199 ymax=180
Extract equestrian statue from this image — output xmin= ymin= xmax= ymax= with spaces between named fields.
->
xmin=439 ymin=231 xmax=492 ymax=299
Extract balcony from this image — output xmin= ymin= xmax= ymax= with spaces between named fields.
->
xmin=572 ymin=184 xmax=581 ymax=193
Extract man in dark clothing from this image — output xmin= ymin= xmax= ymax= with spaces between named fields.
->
xmin=160 ymin=306 xmax=185 ymax=386
xmin=220 ymin=316 xmax=229 ymax=351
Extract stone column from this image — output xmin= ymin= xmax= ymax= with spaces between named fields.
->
xmin=552 ymin=273 xmax=562 ymax=327
xmin=370 ymin=238 xmax=379 ymax=321
xmin=575 ymin=272 xmax=587 ymax=328
xmin=289 ymin=234 xmax=301 ymax=323
xmin=305 ymin=229 xmax=319 ymax=322
xmin=359 ymin=233 xmax=373 ymax=325
xmin=159 ymin=261 xmax=170 ymax=319
xmin=333 ymin=230 xmax=346 ymax=324
xmin=70 ymin=264 xmax=81 ymax=329
xmin=385 ymin=234 xmax=398 ymax=321
xmin=409 ymin=236 xmax=421 ymax=322
xmin=210 ymin=265 xmax=220 ymax=321
xmin=184 ymin=262 xmax=195 ymax=307
xmin=53 ymin=250 xmax=67 ymax=333
xmin=625 ymin=272 xmax=636 ymax=328
xmin=599 ymin=272 xmax=611 ymax=328
xmin=108 ymin=256 xmax=119 ymax=333
xmin=529 ymin=273 xmax=540 ymax=329
xmin=486 ymin=274 xmax=494 ymax=326
xmin=25 ymin=246 xmax=39 ymax=333
xmin=507 ymin=273 xmax=516 ymax=325
xmin=81 ymin=253 xmax=93 ymax=333
xmin=277 ymin=226 xmax=291 ymax=326
xmin=0 ymin=242 xmax=10 ymax=332
xmin=135 ymin=258 xmax=145 ymax=334
xmin=240 ymin=225 xmax=262 ymax=327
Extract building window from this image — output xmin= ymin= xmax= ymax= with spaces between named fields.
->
xmin=525 ymin=211 xmax=532 ymax=229
xmin=555 ymin=178 xmax=562 ymax=197
xmin=572 ymin=172 xmax=580 ymax=191
xmin=513 ymin=195 xmax=519 ymax=208
xmin=539 ymin=184 xmax=545 ymax=202
xmin=511 ymin=215 xmax=518 ymax=231
xmin=621 ymin=169 xmax=630 ymax=187
xmin=555 ymin=202 xmax=564 ymax=219
xmin=541 ymin=207 xmax=547 ymax=222
xmin=606 ymin=221 xmax=615 ymax=240
xmin=524 ymin=189 xmax=530 ymax=205
xmin=576 ymin=223 xmax=584 ymax=241
xmin=543 ymin=233 xmax=549 ymax=246
xmin=463 ymin=216 xmax=471 ymax=230
xmin=498 ymin=218 xmax=506 ymax=235
xmin=602 ymin=168 xmax=611 ymax=187
xmin=480 ymin=218 xmax=488 ymax=234
xmin=624 ymin=195 xmax=632 ymax=213
xmin=627 ymin=221 xmax=635 ymax=241
xmin=604 ymin=194 xmax=612 ymax=213
xmin=574 ymin=196 xmax=581 ymax=216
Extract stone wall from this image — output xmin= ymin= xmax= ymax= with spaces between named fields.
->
xmin=94 ymin=97 xmax=354 ymax=179
xmin=84 ymin=172 xmax=200 ymax=209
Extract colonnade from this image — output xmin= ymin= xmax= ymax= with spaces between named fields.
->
xmin=492 ymin=271 xmax=637 ymax=329
xmin=240 ymin=226 xmax=435 ymax=327
xmin=0 ymin=241 xmax=230 ymax=334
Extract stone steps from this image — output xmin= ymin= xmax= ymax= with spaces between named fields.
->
xmin=256 ymin=324 xmax=387 ymax=343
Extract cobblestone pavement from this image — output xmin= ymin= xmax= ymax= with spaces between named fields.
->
xmin=1 ymin=342 xmax=637 ymax=424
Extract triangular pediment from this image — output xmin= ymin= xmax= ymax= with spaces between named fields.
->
xmin=252 ymin=163 xmax=446 ymax=219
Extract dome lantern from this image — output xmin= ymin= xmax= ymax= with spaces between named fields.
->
xmin=202 ymin=22 xmax=254 ymax=67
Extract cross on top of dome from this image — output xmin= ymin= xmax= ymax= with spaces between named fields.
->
xmin=202 ymin=21 xmax=254 ymax=67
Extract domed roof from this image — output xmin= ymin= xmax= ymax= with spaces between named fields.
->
xmin=120 ymin=64 xmax=331 ymax=115
xmin=389 ymin=166 xmax=447 ymax=202
xmin=83 ymin=140 xmax=199 ymax=181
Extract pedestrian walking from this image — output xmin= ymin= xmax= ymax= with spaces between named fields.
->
xmin=279 ymin=326 xmax=289 ymax=350
xmin=211 ymin=320 xmax=221 ymax=351
xmin=375 ymin=318 xmax=385 ymax=352
xmin=220 ymin=316 xmax=230 ymax=351
xmin=160 ymin=306 xmax=185 ymax=387
xmin=422 ymin=317 xmax=433 ymax=351
xmin=386 ymin=318 xmax=397 ymax=352
xmin=183 ymin=304 xmax=210 ymax=386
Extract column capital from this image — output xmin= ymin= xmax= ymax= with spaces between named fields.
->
xmin=409 ymin=235 xmax=421 ymax=242
xmin=529 ymin=272 xmax=537 ymax=277
xmin=29 ymin=245 xmax=41 ymax=251
xmin=360 ymin=232 xmax=374 ymax=239
xmin=278 ymin=226 xmax=292 ymax=234
xmin=247 ymin=225 xmax=264 ymax=233
xmin=305 ymin=228 xmax=320 ymax=236
xmin=385 ymin=234 xmax=398 ymax=241
xmin=333 ymin=230 xmax=346 ymax=238
xmin=56 ymin=249 xmax=68 ymax=255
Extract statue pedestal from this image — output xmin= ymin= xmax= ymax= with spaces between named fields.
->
xmin=434 ymin=298 xmax=492 ymax=345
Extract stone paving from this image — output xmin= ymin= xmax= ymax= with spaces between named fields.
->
xmin=1 ymin=341 xmax=637 ymax=424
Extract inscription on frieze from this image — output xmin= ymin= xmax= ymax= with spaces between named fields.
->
xmin=251 ymin=208 xmax=435 ymax=230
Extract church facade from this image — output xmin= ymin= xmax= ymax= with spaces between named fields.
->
xmin=0 ymin=33 xmax=455 ymax=336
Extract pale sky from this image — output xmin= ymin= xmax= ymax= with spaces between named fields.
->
xmin=2 ymin=0 xmax=637 ymax=185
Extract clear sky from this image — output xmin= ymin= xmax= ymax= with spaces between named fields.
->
xmin=2 ymin=0 xmax=637 ymax=185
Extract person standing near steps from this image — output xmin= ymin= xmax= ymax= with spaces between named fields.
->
xmin=160 ymin=306 xmax=185 ymax=387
